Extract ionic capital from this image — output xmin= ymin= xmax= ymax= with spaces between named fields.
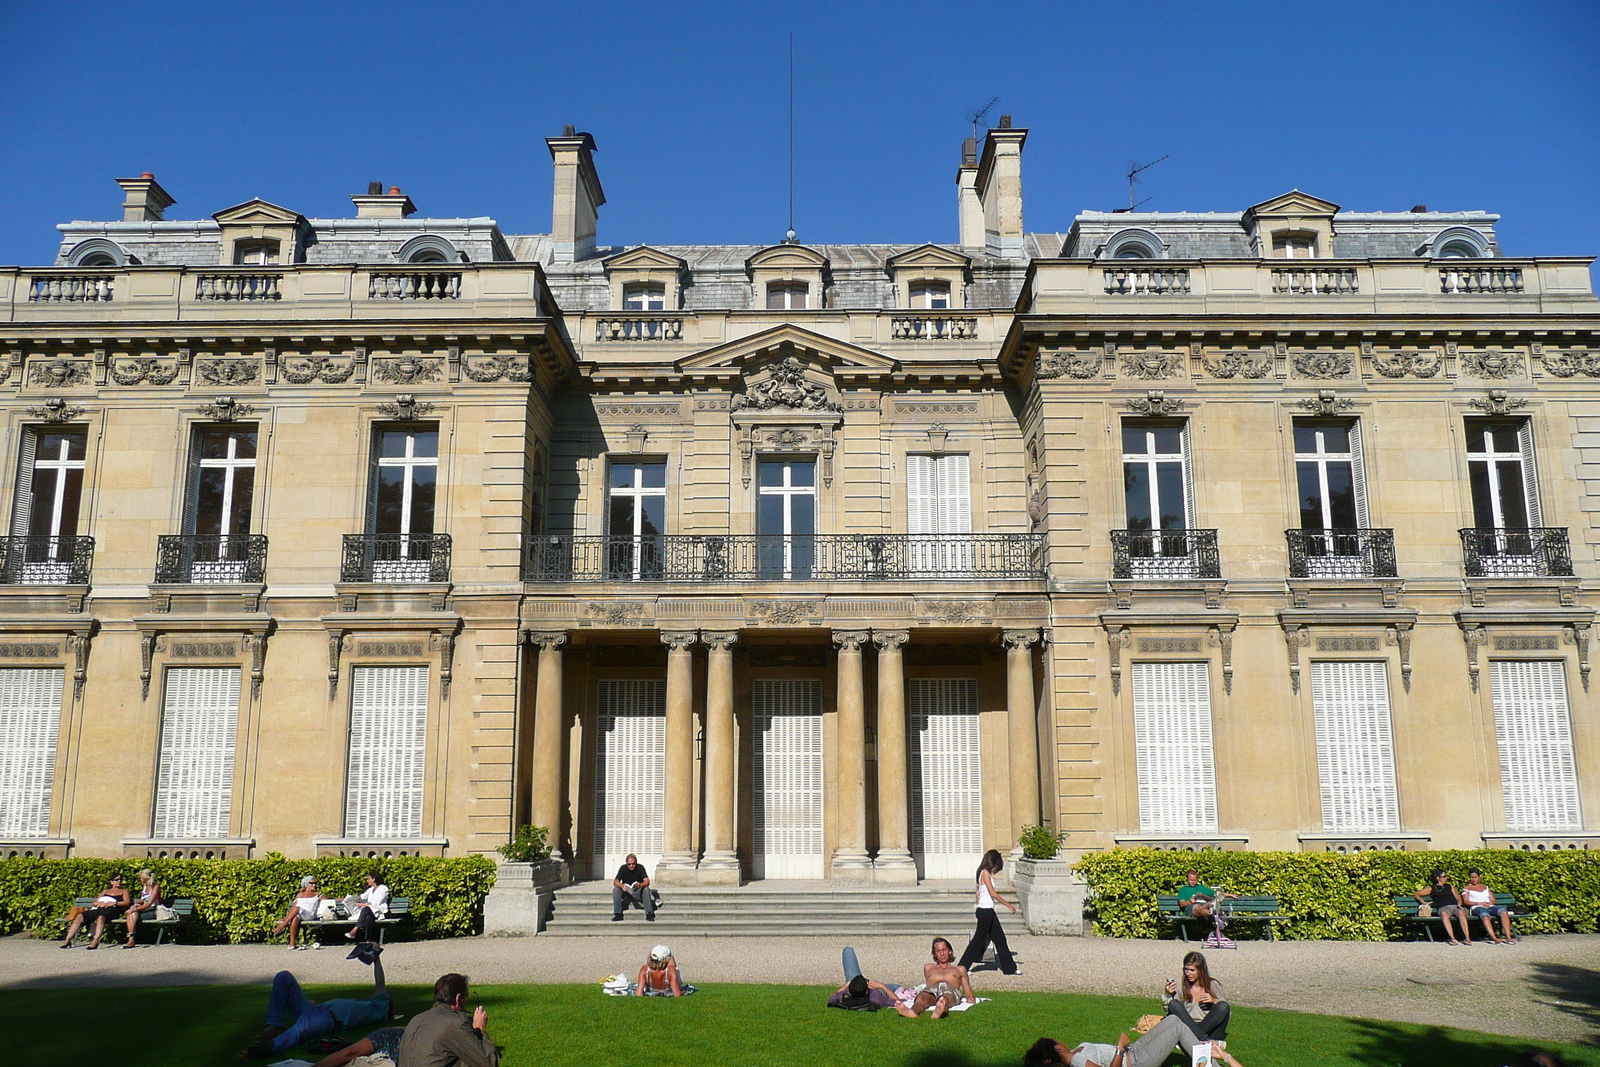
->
xmin=661 ymin=630 xmax=699 ymax=653
xmin=526 ymin=630 xmax=568 ymax=652
xmin=832 ymin=630 xmax=871 ymax=654
xmin=872 ymin=630 xmax=910 ymax=652
xmin=1002 ymin=628 xmax=1040 ymax=652
xmin=702 ymin=631 xmax=739 ymax=653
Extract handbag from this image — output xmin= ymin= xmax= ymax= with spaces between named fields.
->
xmin=1418 ymin=903 xmax=1434 ymax=918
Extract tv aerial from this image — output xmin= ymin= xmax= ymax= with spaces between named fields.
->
xmin=1123 ymin=154 xmax=1169 ymax=211
xmin=968 ymin=96 xmax=1000 ymax=141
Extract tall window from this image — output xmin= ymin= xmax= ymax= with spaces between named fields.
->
xmin=1489 ymin=661 xmax=1581 ymax=832
xmin=906 ymin=454 xmax=972 ymax=574
xmin=1466 ymin=419 xmax=1538 ymax=531
xmin=1272 ymin=232 xmax=1317 ymax=258
xmin=1122 ymin=421 xmax=1190 ymax=535
xmin=623 ymin=283 xmax=666 ymax=311
xmin=1310 ymin=661 xmax=1400 ymax=834
xmin=11 ymin=427 xmax=87 ymax=583
xmin=606 ymin=460 xmax=666 ymax=579
xmin=1294 ymin=419 xmax=1367 ymax=573
xmin=153 ymin=668 xmax=240 ymax=839
xmin=187 ymin=426 xmax=257 ymax=545
xmin=766 ymin=283 xmax=808 ymax=310
xmin=758 ymin=458 xmax=815 ymax=578
xmin=1131 ymin=662 xmax=1218 ymax=834
xmin=345 ymin=666 xmax=429 ymax=838
xmin=0 ymin=668 xmax=64 ymax=837
xmin=369 ymin=425 xmax=439 ymax=581
xmin=909 ymin=282 xmax=950 ymax=309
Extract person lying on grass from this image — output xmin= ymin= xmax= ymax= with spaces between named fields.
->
xmin=1022 ymin=1017 xmax=1246 ymax=1067
xmin=907 ymin=937 xmax=975 ymax=1019
xmin=239 ymin=944 xmax=389 ymax=1059
xmin=828 ymin=946 xmax=918 ymax=1017
xmin=636 ymin=944 xmax=696 ymax=996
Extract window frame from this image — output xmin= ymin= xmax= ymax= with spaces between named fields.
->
xmin=185 ymin=425 xmax=258 ymax=540
xmin=1120 ymin=419 xmax=1194 ymax=534
xmin=1465 ymin=418 xmax=1540 ymax=530
xmin=757 ymin=457 xmax=817 ymax=578
xmin=605 ymin=459 xmax=668 ymax=580
xmin=622 ymin=283 xmax=667 ymax=311
xmin=766 ymin=282 xmax=809 ymax=310
xmin=367 ymin=423 xmax=441 ymax=540
xmin=908 ymin=281 xmax=951 ymax=310
xmin=1293 ymin=418 xmax=1368 ymax=533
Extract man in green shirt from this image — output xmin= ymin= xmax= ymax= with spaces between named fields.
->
xmin=1177 ymin=870 xmax=1235 ymax=921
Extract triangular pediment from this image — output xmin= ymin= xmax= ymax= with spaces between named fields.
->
xmin=678 ymin=324 xmax=896 ymax=374
xmin=1244 ymin=190 xmax=1341 ymax=220
xmin=885 ymin=243 xmax=970 ymax=270
xmin=602 ymin=245 xmax=687 ymax=271
xmin=212 ymin=199 xmax=306 ymax=225
xmin=745 ymin=243 xmax=829 ymax=272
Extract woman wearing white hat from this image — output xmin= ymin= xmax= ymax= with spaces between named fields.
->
xmin=635 ymin=944 xmax=694 ymax=996
xmin=271 ymin=874 xmax=325 ymax=950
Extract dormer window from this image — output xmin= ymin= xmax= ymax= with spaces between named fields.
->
xmin=767 ymin=282 xmax=809 ymax=310
xmin=909 ymin=282 xmax=951 ymax=309
xmin=624 ymin=283 xmax=667 ymax=311
xmin=234 ymin=240 xmax=280 ymax=266
xmin=1272 ymin=232 xmax=1318 ymax=259
xmin=1101 ymin=229 xmax=1164 ymax=260
xmin=1437 ymin=241 xmax=1480 ymax=259
xmin=409 ymin=249 xmax=448 ymax=264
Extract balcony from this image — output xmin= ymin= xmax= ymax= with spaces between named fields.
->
xmin=889 ymin=314 xmax=980 ymax=340
xmin=1103 ymin=267 xmax=1190 ymax=295
xmin=368 ymin=268 xmax=462 ymax=300
xmin=0 ymin=536 xmax=94 ymax=585
xmin=28 ymin=273 xmax=114 ymax=303
xmin=1111 ymin=529 xmax=1221 ymax=580
xmin=155 ymin=535 xmax=268 ymax=584
xmin=594 ymin=315 xmax=683 ymax=341
xmin=1440 ymin=265 xmax=1524 ymax=295
xmin=1270 ymin=266 xmax=1358 ymax=295
xmin=1286 ymin=529 xmax=1398 ymax=579
xmin=1459 ymin=528 xmax=1573 ymax=578
xmin=522 ymin=533 xmax=1045 ymax=582
xmin=194 ymin=271 xmax=281 ymax=302
xmin=341 ymin=534 xmax=452 ymax=583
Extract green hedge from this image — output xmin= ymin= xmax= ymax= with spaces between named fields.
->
xmin=1074 ymin=848 xmax=1600 ymax=941
xmin=0 ymin=854 xmax=497 ymax=943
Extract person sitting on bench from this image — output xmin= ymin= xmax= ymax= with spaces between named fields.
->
xmin=1177 ymin=870 xmax=1236 ymax=922
xmin=122 ymin=868 xmax=164 ymax=949
xmin=612 ymin=854 xmax=656 ymax=922
xmin=271 ymin=874 xmax=325 ymax=950
xmin=240 ymin=948 xmax=390 ymax=1060
xmin=343 ymin=870 xmax=390 ymax=943
xmin=1462 ymin=868 xmax=1517 ymax=945
xmin=1415 ymin=869 xmax=1471 ymax=946
xmin=59 ymin=873 xmax=131 ymax=950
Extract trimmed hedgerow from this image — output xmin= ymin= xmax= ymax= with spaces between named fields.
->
xmin=0 ymin=854 xmax=496 ymax=943
xmin=1074 ymin=848 xmax=1600 ymax=941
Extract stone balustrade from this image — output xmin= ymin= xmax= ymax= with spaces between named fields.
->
xmin=195 ymin=272 xmax=281 ymax=301
xmin=29 ymin=273 xmax=114 ymax=303
xmin=1270 ymin=265 xmax=1359 ymax=294
xmin=889 ymin=315 xmax=980 ymax=340
xmin=368 ymin=268 xmax=463 ymax=300
xmin=1440 ymin=264 xmax=1524 ymax=294
xmin=1102 ymin=267 xmax=1190 ymax=295
xmin=594 ymin=315 xmax=683 ymax=341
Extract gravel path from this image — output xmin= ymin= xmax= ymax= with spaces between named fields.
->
xmin=11 ymin=932 xmax=1599 ymax=1046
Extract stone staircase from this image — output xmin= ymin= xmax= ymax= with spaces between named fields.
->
xmin=541 ymin=879 xmax=980 ymax=937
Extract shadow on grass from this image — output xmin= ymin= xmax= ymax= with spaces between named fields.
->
xmin=1527 ymin=963 xmax=1600 ymax=1047
xmin=1345 ymin=1018 xmax=1578 ymax=1067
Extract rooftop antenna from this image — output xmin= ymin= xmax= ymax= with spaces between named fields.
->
xmin=968 ymin=96 xmax=1000 ymax=142
xmin=1126 ymin=154 xmax=1169 ymax=211
xmin=786 ymin=33 xmax=796 ymax=243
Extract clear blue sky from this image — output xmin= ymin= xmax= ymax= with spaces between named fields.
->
xmin=2 ymin=1 xmax=1596 ymax=265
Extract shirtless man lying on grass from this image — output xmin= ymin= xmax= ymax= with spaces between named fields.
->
xmin=907 ymin=937 xmax=976 ymax=1019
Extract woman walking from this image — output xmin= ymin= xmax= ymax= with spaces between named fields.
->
xmin=957 ymin=849 xmax=1019 ymax=975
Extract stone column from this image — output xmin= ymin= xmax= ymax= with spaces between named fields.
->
xmin=1003 ymin=629 xmax=1042 ymax=856
xmin=698 ymin=631 xmax=740 ymax=884
xmin=528 ymin=631 xmax=568 ymax=863
xmin=657 ymin=631 xmax=700 ymax=882
xmin=832 ymin=630 xmax=873 ymax=881
xmin=872 ymin=630 xmax=916 ymax=883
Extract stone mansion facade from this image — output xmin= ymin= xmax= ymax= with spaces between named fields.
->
xmin=0 ymin=119 xmax=1596 ymax=882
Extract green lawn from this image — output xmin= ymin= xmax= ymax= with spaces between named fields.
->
xmin=6 ymin=983 xmax=1594 ymax=1067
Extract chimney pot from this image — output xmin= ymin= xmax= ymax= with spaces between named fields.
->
xmin=998 ymin=114 xmax=1013 ymax=129
xmin=1410 ymin=204 xmax=1428 ymax=213
xmin=389 ymin=186 xmax=402 ymax=195
xmin=116 ymin=174 xmax=176 ymax=222
xmin=962 ymin=137 xmax=977 ymax=166
xmin=546 ymin=128 xmax=605 ymax=263
xmin=368 ymin=181 xmax=383 ymax=195
xmin=140 ymin=171 xmax=154 ymax=179
xmin=563 ymin=124 xmax=576 ymax=137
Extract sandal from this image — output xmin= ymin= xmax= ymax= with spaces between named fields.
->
xmin=122 ymin=940 xmax=136 ymax=949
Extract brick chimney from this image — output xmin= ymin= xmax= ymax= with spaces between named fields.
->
xmin=956 ymin=137 xmax=983 ymax=250
xmin=115 ymin=173 xmax=175 ymax=222
xmin=351 ymin=183 xmax=418 ymax=218
xmin=546 ymin=126 xmax=606 ymax=264
xmin=975 ymin=116 xmax=1028 ymax=257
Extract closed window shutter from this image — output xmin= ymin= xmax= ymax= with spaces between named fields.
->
xmin=752 ymin=679 xmax=824 ymax=878
xmin=595 ymin=679 xmax=667 ymax=873
xmin=153 ymin=668 xmax=240 ymax=839
xmin=1131 ymin=662 xmax=1218 ymax=834
xmin=906 ymin=455 xmax=935 ymax=535
xmin=1179 ymin=422 xmax=1196 ymax=530
xmin=937 ymin=455 xmax=973 ymax=534
xmin=1310 ymin=661 xmax=1399 ymax=833
xmin=9 ymin=430 xmax=37 ymax=539
xmin=1349 ymin=421 xmax=1371 ymax=529
xmin=1516 ymin=421 xmax=1543 ymax=528
xmin=0 ymin=668 xmax=63 ymax=837
xmin=181 ymin=430 xmax=203 ymax=535
xmin=908 ymin=678 xmax=983 ymax=879
xmin=1489 ymin=660 xmax=1580 ymax=831
xmin=345 ymin=666 xmax=429 ymax=838
xmin=364 ymin=429 xmax=384 ymax=536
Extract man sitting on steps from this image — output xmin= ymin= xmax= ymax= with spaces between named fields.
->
xmin=612 ymin=853 xmax=656 ymax=922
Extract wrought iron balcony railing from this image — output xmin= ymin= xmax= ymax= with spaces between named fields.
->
xmin=0 ymin=535 xmax=95 ymax=585
xmin=522 ymin=533 xmax=1045 ymax=582
xmin=341 ymin=533 xmax=452 ymax=583
xmin=1459 ymin=527 xmax=1573 ymax=578
xmin=1286 ymin=528 xmax=1398 ymax=579
xmin=155 ymin=534 xmax=268 ymax=584
xmin=1111 ymin=529 xmax=1221 ymax=580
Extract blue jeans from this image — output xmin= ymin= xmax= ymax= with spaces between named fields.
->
xmin=841 ymin=947 xmax=903 ymax=992
xmin=264 ymin=971 xmax=338 ymax=1054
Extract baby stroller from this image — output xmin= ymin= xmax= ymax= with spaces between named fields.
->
xmin=1202 ymin=896 xmax=1236 ymax=950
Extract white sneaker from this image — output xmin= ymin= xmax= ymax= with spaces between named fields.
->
xmin=311 ymin=943 xmax=322 ymax=950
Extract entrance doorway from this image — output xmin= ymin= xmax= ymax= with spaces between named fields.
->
xmin=752 ymin=679 xmax=824 ymax=879
xmin=910 ymin=678 xmax=983 ymax=879
xmin=594 ymin=679 xmax=665 ymax=878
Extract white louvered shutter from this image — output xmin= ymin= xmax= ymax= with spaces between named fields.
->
xmin=1516 ymin=422 xmax=1543 ymax=528
xmin=935 ymin=455 xmax=973 ymax=534
xmin=1131 ymin=663 xmax=1218 ymax=834
xmin=344 ymin=666 xmax=428 ymax=838
xmin=9 ymin=431 xmax=37 ymax=539
xmin=906 ymin=455 xmax=936 ymax=535
xmin=1349 ymin=421 xmax=1371 ymax=530
xmin=1489 ymin=661 xmax=1581 ymax=831
xmin=909 ymin=678 xmax=983 ymax=879
xmin=153 ymin=668 xmax=240 ymax=839
xmin=1310 ymin=661 xmax=1399 ymax=833
xmin=1179 ymin=422 xmax=1197 ymax=530
xmin=752 ymin=679 xmax=824 ymax=879
xmin=0 ymin=668 xmax=63 ymax=837
xmin=595 ymin=679 xmax=666 ymax=875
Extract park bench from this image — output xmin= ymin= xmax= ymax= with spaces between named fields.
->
xmin=1156 ymin=894 xmax=1292 ymax=941
xmin=63 ymin=897 xmax=195 ymax=945
xmin=1393 ymin=892 xmax=1528 ymax=941
xmin=296 ymin=897 xmax=410 ymax=946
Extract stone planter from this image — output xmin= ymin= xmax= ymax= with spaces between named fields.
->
xmin=1013 ymin=856 xmax=1086 ymax=936
xmin=482 ymin=859 xmax=564 ymax=936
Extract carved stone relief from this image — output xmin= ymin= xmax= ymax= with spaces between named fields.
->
xmin=1458 ymin=347 xmax=1525 ymax=380
xmin=1291 ymin=350 xmax=1354 ymax=379
xmin=463 ymin=356 xmax=531 ymax=383
xmin=1119 ymin=350 xmax=1184 ymax=380
xmin=1370 ymin=350 xmax=1444 ymax=379
xmin=1539 ymin=348 xmax=1600 ymax=378
xmin=110 ymin=358 xmax=179 ymax=386
xmin=195 ymin=359 xmax=261 ymax=386
xmin=731 ymin=357 xmax=840 ymax=412
xmin=1200 ymin=350 xmax=1274 ymax=379
xmin=1036 ymin=350 xmax=1102 ymax=380
xmin=27 ymin=359 xmax=91 ymax=387
xmin=282 ymin=356 xmax=357 ymax=384
xmin=372 ymin=357 xmax=444 ymax=385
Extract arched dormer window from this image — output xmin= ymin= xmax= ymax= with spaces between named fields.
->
xmin=1100 ymin=229 xmax=1165 ymax=260
xmin=394 ymin=235 xmax=462 ymax=264
xmin=65 ymin=238 xmax=130 ymax=267
xmin=1421 ymin=226 xmax=1491 ymax=259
